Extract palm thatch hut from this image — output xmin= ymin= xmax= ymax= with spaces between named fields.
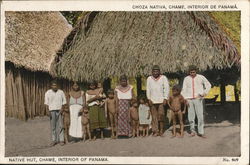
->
xmin=5 ymin=11 xmax=72 ymax=120
xmin=51 ymin=11 xmax=240 ymax=83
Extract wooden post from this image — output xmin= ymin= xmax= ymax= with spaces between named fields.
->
xmin=103 ymin=78 xmax=111 ymax=94
xmin=136 ymin=76 xmax=142 ymax=97
xmin=234 ymin=83 xmax=239 ymax=102
xmin=220 ymin=80 xmax=226 ymax=104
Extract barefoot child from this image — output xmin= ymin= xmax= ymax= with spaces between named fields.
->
xmin=129 ymin=100 xmax=139 ymax=138
xmin=168 ymin=85 xmax=187 ymax=138
xmin=81 ymin=108 xmax=91 ymax=142
xmin=105 ymin=89 xmax=118 ymax=139
xmin=138 ymin=97 xmax=151 ymax=137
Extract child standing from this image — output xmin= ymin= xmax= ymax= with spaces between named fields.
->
xmin=129 ymin=100 xmax=139 ymax=138
xmin=105 ymin=89 xmax=118 ymax=139
xmin=138 ymin=97 xmax=151 ymax=137
xmin=168 ymin=85 xmax=187 ymax=138
xmin=81 ymin=108 xmax=91 ymax=142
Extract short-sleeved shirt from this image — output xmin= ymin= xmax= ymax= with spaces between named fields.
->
xmin=44 ymin=89 xmax=66 ymax=111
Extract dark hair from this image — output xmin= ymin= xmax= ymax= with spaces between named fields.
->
xmin=152 ymin=65 xmax=160 ymax=71
xmin=73 ymin=82 xmax=80 ymax=86
xmin=88 ymin=80 xmax=97 ymax=88
xmin=138 ymin=94 xmax=147 ymax=101
xmin=130 ymin=99 xmax=138 ymax=106
xmin=172 ymin=85 xmax=181 ymax=92
xmin=107 ymin=89 xmax=114 ymax=95
xmin=119 ymin=75 xmax=128 ymax=81
xmin=50 ymin=80 xmax=58 ymax=86
xmin=188 ymin=65 xmax=198 ymax=72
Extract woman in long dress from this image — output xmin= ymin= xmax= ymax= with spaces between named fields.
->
xmin=115 ymin=75 xmax=135 ymax=137
xmin=86 ymin=81 xmax=107 ymax=140
xmin=68 ymin=82 xmax=86 ymax=142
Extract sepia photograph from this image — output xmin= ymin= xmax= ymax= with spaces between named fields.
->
xmin=0 ymin=0 xmax=249 ymax=164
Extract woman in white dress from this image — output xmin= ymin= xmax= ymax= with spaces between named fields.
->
xmin=68 ymin=82 xmax=86 ymax=142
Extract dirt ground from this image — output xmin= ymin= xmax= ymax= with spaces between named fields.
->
xmin=5 ymin=116 xmax=240 ymax=157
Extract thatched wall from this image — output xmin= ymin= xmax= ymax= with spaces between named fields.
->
xmin=5 ymin=62 xmax=72 ymax=121
xmin=52 ymin=11 xmax=240 ymax=82
xmin=5 ymin=11 xmax=72 ymax=72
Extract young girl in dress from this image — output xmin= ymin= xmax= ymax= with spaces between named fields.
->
xmin=138 ymin=97 xmax=151 ymax=137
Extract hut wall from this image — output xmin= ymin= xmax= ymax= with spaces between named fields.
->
xmin=5 ymin=62 xmax=72 ymax=121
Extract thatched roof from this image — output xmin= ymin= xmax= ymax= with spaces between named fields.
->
xmin=52 ymin=11 xmax=240 ymax=82
xmin=5 ymin=11 xmax=72 ymax=72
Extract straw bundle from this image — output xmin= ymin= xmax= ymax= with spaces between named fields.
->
xmin=52 ymin=11 xmax=240 ymax=82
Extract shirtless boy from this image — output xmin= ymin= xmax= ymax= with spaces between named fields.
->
xmin=82 ymin=108 xmax=91 ymax=141
xmin=105 ymin=89 xmax=118 ymax=139
xmin=129 ymin=100 xmax=139 ymax=138
xmin=168 ymin=85 xmax=187 ymax=138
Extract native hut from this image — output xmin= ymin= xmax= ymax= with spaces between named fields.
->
xmin=51 ymin=11 xmax=240 ymax=82
xmin=5 ymin=12 xmax=72 ymax=120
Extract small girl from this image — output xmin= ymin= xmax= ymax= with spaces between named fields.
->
xmin=138 ymin=97 xmax=151 ymax=137
xmin=129 ymin=100 xmax=139 ymax=138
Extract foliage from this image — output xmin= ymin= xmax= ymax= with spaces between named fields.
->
xmin=60 ymin=11 xmax=84 ymax=27
xmin=210 ymin=11 xmax=240 ymax=55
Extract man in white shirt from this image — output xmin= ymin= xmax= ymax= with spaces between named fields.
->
xmin=146 ymin=65 xmax=170 ymax=136
xmin=45 ymin=80 xmax=67 ymax=146
xmin=181 ymin=65 xmax=211 ymax=138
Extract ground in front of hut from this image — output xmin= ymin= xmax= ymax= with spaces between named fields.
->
xmin=5 ymin=116 xmax=240 ymax=157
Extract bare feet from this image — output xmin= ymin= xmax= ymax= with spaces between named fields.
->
xmin=159 ymin=131 xmax=164 ymax=137
xmin=59 ymin=142 xmax=65 ymax=146
xmin=153 ymin=133 xmax=158 ymax=137
xmin=198 ymin=134 xmax=206 ymax=138
xmin=177 ymin=134 xmax=184 ymax=138
xmin=50 ymin=141 xmax=57 ymax=147
xmin=189 ymin=132 xmax=196 ymax=137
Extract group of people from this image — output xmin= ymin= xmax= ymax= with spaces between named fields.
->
xmin=44 ymin=65 xmax=211 ymax=146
